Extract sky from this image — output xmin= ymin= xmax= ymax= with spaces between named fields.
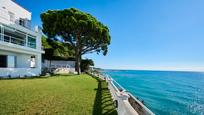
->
xmin=16 ymin=0 xmax=204 ymax=71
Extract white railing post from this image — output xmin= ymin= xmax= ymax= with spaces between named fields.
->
xmin=0 ymin=25 xmax=4 ymax=41
xmin=107 ymin=77 xmax=111 ymax=89
xmin=102 ymin=73 xmax=155 ymax=115
xmin=0 ymin=25 xmax=1 ymax=41
xmin=25 ymin=34 xmax=28 ymax=47
xmin=119 ymin=92 xmax=130 ymax=100
xmin=9 ymin=36 xmax=11 ymax=43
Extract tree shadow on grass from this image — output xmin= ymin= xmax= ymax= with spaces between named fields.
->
xmin=92 ymin=77 xmax=117 ymax=115
xmin=50 ymin=74 xmax=78 ymax=77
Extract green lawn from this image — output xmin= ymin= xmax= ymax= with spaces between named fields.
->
xmin=0 ymin=74 xmax=117 ymax=115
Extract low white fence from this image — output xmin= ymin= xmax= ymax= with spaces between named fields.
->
xmin=42 ymin=60 xmax=76 ymax=74
xmin=89 ymin=72 xmax=155 ymax=115
xmin=43 ymin=60 xmax=75 ymax=68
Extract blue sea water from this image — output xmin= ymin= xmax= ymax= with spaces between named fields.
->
xmin=104 ymin=70 xmax=204 ymax=115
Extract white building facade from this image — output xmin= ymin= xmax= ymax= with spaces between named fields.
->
xmin=0 ymin=0 xmax=44 ymax=78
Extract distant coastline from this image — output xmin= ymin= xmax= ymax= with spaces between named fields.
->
xmin=103 ymin=68 xmax=204 ymax=73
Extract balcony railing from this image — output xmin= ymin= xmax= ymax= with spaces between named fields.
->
xmin=0 ymin=33 xmax=36 ymax=49
xmin=89 ymin=72 xmax=155 ymax=115
xmin=0 ymin=9 xmax=31 ymax=29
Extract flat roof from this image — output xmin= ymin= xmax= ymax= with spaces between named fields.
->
xmin=11 ymin=0 xmax=31 ymax=14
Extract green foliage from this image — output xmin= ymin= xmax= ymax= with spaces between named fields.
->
xmin=41 ymin=8 xmax=111 ymax=55
xmin=42 ymin=36 xmax=75 ymax=60
xmin=81 ymin=59 xmax=94 ymax=72
xmin=42 ymin=35 xmax=52 ymax=49
xmin=41 ymin=8 xmax=111 ymax=74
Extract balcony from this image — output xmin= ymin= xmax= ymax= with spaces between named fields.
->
xmin=0 ymin=9 xmax=31 ymax=30
xmin=0 ymin=33 xmax=36 ymax=49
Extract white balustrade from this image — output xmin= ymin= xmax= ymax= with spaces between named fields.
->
xmin=89 ymin=72 xmax=155 ymax=115
xmin=0 ymin=33 xmax=36 ymax=49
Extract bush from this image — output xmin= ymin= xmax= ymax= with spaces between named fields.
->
xmin=81 ymin=59 xmax=94 ymax=72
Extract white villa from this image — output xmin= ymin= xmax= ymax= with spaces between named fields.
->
xmin=0 ymin=0 xmax=44 ymax=78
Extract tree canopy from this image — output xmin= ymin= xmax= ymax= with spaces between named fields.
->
xmin=42 ymin=36 xmax=75 ymax=60
xmin=41 ymin=8 xmax=111 ymax=74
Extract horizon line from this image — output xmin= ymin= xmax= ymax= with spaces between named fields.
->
xmin=99 ymin=68 xmax=204 ymax=73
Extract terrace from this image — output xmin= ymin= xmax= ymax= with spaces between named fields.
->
xmin=0 ymin=32 xmax=36 ymax=49
xmin=0 ymin=74 xmax=117 ymax=115
xmin=0 ymin=7 xmax=31 ymax=29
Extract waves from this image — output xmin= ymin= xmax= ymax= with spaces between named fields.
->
xmin=104 ymin=70 xmax=204 ymax=115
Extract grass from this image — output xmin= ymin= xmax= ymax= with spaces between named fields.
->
xmin=93 ymin=77 xmax=118 ymax=115
xmin=0 ymin=74 xmax=117 ymax=115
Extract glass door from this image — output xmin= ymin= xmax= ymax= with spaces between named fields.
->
xmin=0 ymin=55 xmax=7 ymax=68
xmin=7 ymin=55 xmax=16 ymax=68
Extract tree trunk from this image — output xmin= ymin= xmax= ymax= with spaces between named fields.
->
xmin=75 ymin=34 xmax=81 ymax=75
xmin=75 ymin=53 xmax=81 ymax=75
xmin=49 ymin=60 xmax=52 ymax=72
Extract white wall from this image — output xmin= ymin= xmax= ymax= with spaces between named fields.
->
xmin=36 ymin=31 xmax=42 ymax=51
xmin=16 ymin=54 xmax=30 ymax=68
xmin=43 ymin=60 xmax=75 ymax=69
xmin=0 ymin=68 xmax=41 ymax=78
xmin=0 ymin=50 xmax=32 ymax=68
xmin=0 ymin=0 xmax=31 ymax=21
xmin=0 ymin=49 xmax=42 ymax=77
xmin=42 ymin=60 xmax=76 ymax=74
xmin=36 ymin=53 xmax=42 ymax=72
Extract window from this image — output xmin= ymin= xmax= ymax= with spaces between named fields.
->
xmin=27 ymin=36 xmax=36 ymax=49
xmin=0 ymin=55 xmax=16 ymax=68
xmin=0 ymin=55 xmax=7 ymax=67
xmin=7 ymin=55 xmax=16 ymax=68
xmin=30 ymin=56 xmax=36 ymax=68
xmin=19 ymin=18 xmax=25 ymax=27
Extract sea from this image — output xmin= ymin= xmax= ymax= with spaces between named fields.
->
xmin=104 ymin=70 xmax=204 ymax=115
